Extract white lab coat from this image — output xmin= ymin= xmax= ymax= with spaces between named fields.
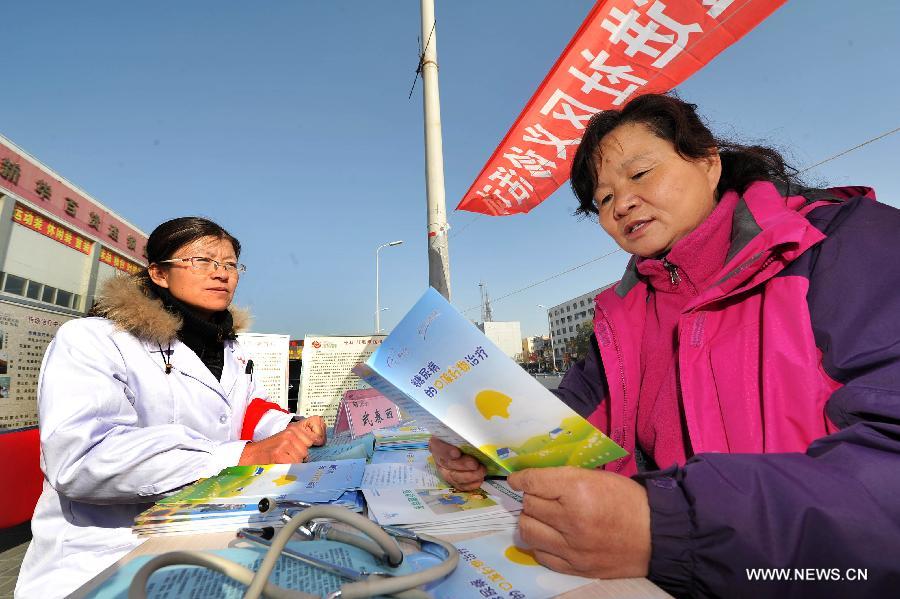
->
xmin=15 ymin=316 xmax=292 ymax=598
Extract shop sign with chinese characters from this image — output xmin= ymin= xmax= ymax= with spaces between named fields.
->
xmin=12 ymin=203 xmax=93 ymax=255
xmin=1 ymin=138 xmax=147 ymax=262
xmin=99 ymin=247 xmax=142 ymax=275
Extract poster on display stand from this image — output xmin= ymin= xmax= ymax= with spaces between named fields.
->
xmin=0 ymin=302 xmax=73 ymax=432
xmin=236 ymin=333 xmax=290 ymax=410
xmin=297 ymin=335 xmax=384 ymax=425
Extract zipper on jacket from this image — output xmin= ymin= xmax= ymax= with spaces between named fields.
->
xmin=598 ymin=307 xmax=629 ymax=474
xmin=661 ymin=256 xmax=681 ymax=287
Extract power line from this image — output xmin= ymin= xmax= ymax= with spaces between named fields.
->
xmin=450 ymin=121 xmax=899 ymax=245
xmin=460 ymin=248 xmax=622 ymax=314
xmin=408 ymin=22 xmax=437 ymax=100
xmin=448 ymin=213 xmax=481 ymax=239
xmin=452 ymin=118 xmax=900 ymax=314
xmin=455 ymin=123 xmax=900 ymax=312
xmin=798 ymin=125 xmax=900 ymax=174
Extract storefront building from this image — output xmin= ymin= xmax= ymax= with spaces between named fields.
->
xmin=0 ymin=133 xmax=147 ymax=432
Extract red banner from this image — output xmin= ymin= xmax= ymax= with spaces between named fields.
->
xmin=12 ymin=203 xmax=94 ymax=255
xmin=99 ymin=247 xmax=142 ymax=275
xmin=457 ymin=0 xmax=785 ymax=216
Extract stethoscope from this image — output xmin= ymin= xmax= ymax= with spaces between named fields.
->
xmin=127 ymin=500 xmax=459 ymax=599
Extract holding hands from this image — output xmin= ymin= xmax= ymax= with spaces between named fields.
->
xmin=239 ymin=415 xmax=327 ymax=465
xmin=507 ymin=466 xmax=651 ymax=579
xmin=429 ymin=437 xmax=651 ymax=579
xmin=429 ymin=437 xmax=487 ymax=491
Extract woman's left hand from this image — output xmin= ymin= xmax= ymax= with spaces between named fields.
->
xmin=507 ymin=466 xmax=651 ymax=579
xmin=295 ymin=415 xmax=327 ymax=446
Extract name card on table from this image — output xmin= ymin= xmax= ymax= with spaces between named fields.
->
xmin=334 ymin=388 xmax=401 ymax=437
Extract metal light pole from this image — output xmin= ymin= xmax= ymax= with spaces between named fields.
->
xmin=375 ymin=240 xmax=404 ymax=333
xmin=537 ymin=304 xmax=557 ymax=372
xmin=420 ymin=0 xmax=451 ymax=300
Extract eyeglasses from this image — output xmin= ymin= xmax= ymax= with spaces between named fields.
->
xmin=158 ymin=257 xmax=247 ymax=274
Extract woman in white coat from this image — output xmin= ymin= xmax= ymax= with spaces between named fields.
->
xmin=15 ymin=217 xmax=326 ymax=598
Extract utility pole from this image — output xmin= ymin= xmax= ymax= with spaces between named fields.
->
xmin=479 ymin=282 xmax=486 ymax=323
xmin=420 ymin=0 xmax=451 ymax=299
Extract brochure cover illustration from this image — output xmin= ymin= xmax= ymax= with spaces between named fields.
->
xmin=85 ymin=540 xmax=437 ymax=599
xmin=353 ymin=288 xmax=627 ymax=475
xmin=134 ymin=461 xmax=365 ymax=535
xmin=432 ymin=530 xmax=593 ymax=599
xmin=155 ymin=460 xmax=365 ymax=505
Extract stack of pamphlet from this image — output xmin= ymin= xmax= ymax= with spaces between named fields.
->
xmin=305 ymin=428 xmax=375 ymax=462
xmin=85 ymin=539 xmax=433 ymax=599
xmin=361 ymin=448 xmax=449 ymax=490
xmin=133 ymin=460 xmax=365 ymax=536
xmin=371 ymin=422 xmax=431 ymax=451
xmin=362 ymin=479 xmax=522 ymax=536
xmin=430 ymin=529 xmax=594 ymax=599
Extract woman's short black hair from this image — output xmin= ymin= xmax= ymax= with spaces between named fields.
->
xmin=144 ymin=216 xmax=241 ymax=264
xmin=133 ymin=217 xmax=240 ymax=290
xmin=570 ymin=93 xmax=800 ymax=216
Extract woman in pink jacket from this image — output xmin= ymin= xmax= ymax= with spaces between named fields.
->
xmin=431 ymin=94 xmax=900 ymax=598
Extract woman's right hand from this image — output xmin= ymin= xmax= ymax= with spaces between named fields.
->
xmin=429 ymin=437 xmax=487 ymax=491
xmin=238 ymin=420 xmax=320 ymax=465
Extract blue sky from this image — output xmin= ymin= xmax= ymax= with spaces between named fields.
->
xmin=3 ymin=1 xmax=898 ymax=338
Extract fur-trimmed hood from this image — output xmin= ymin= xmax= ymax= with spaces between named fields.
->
xmin=92 ymin=275 xmax=251 ymax=345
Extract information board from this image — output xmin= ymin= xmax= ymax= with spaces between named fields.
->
xmin=236 ymin=333 xmax=290 ymax=410
xmin=298 ymin=335 xmax=384 ymax=425
xmin=0 ymin=301 xmax=73 ymax=431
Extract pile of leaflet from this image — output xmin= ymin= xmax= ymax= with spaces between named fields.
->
xmin=363 ymin=477 xmax=523 ymax=536
xmin=371 ymin=422 xmax=430 ymax=451
xmin=361 ymin=448 xmax=448 ymax=490
xmin=306 ymin=428 xmax=375 ymax=462
xmin=132 ymin=459 xmax=365 ymax=536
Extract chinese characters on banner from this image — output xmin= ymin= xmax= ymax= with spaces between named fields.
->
xmin=1 ymin=142 xmax=147 ymax=263
xmin=298 ymin=335 xmax=385 ymax=426
xmin=98 ymin=247 xmax=142 ymax=275
xmin=12 ymin=203 xmax=94 ymax=255
xmin=457 ymin=0 xmax=786 ymax=215
xmin=0 ymin=304 xmax=72 ymax=431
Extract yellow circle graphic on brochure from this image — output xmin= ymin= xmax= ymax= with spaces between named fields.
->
xmin=474 ymin=389 xmax=512 ymax=420
xmin=504 ymin=545 xmax=540 ymax=566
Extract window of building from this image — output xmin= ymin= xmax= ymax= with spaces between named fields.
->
xmin=1 ymin=270 xmax=82 ymax=312
xmin=3 ymin=274 xmax=27 ymax=295
xmin=55 ymin=290 xmax=73 ymax=308
xmin=25 ymin=280 xmax=42 ymax=300
xmin=569 ymin=326 xmax=573 ymax=332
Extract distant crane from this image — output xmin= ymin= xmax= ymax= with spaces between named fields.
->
xmin=478 ymin=281 xmax=494 ymax=323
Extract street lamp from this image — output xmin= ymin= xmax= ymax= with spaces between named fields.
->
xmin=375 ymin=240 xmax=404 ymax=333
xmin=537 ymin=304 xmax=557 ymax=372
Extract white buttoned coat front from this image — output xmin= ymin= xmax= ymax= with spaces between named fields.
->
xmin=15 ymin=278 xmax=292 ymax=598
